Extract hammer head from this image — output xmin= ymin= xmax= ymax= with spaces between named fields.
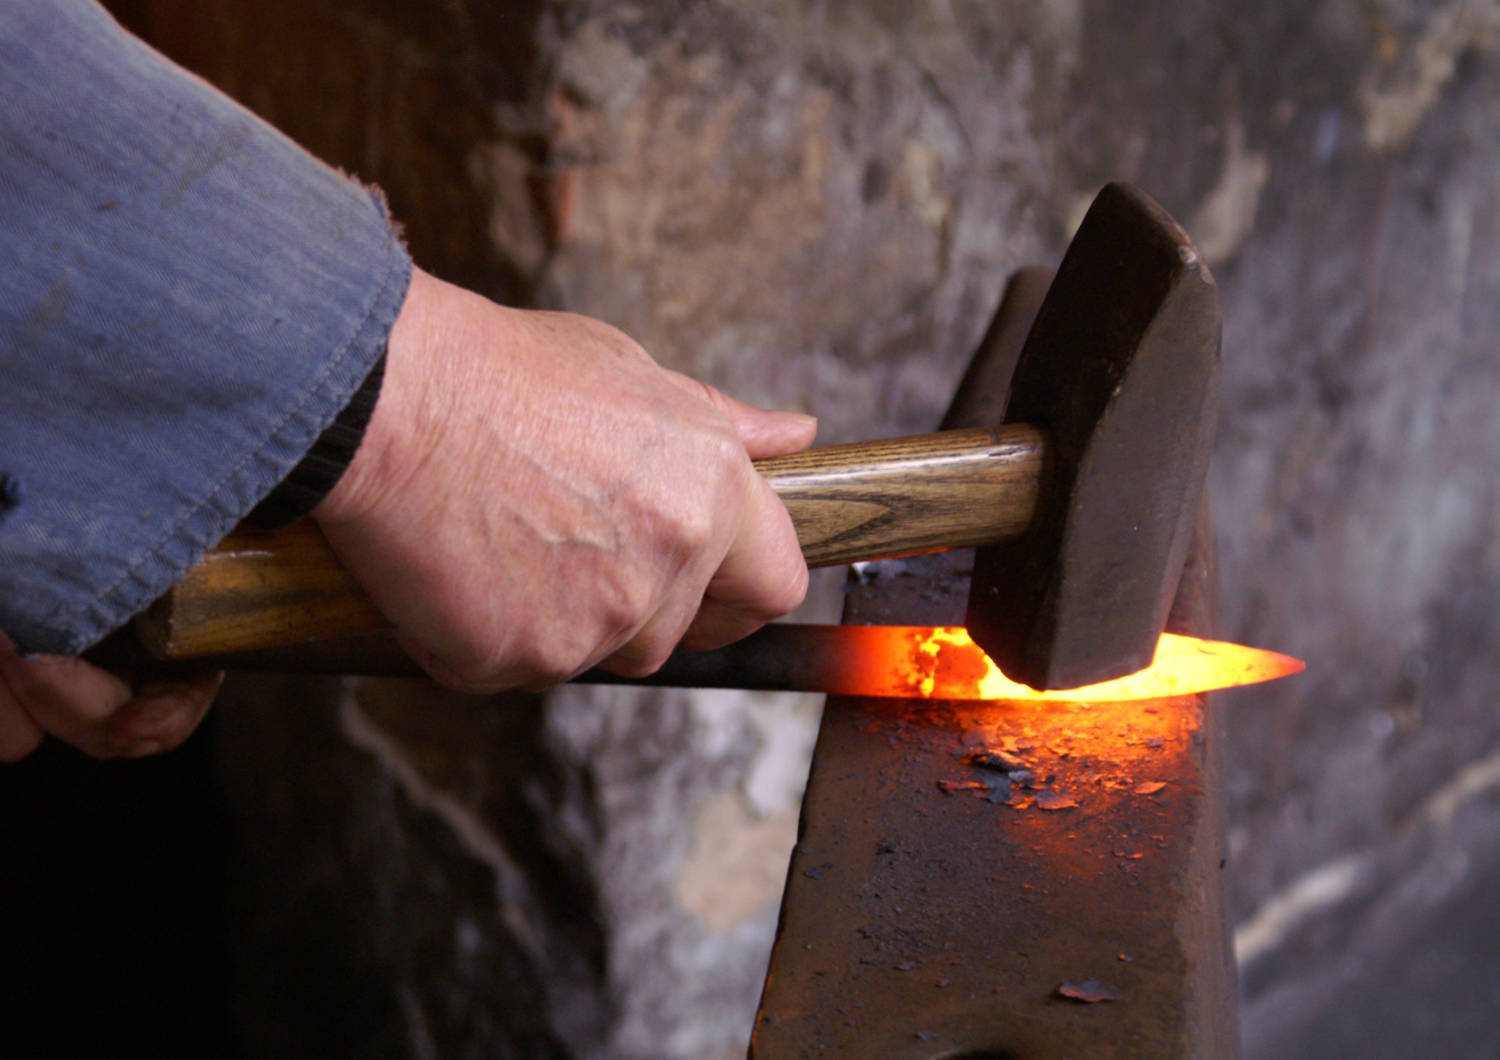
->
xmin=966 ymin=183 xmax=1221 ymax=690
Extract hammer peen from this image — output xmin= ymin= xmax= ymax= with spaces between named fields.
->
xmin=120 ymin=183 xmax=1220 ymax=692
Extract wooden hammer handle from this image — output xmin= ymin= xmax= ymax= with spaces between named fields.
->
xmin=765 ymin=424 xmax=1042 ymax=564
xmin=137 ymin=423 xmax=1045 ymax=659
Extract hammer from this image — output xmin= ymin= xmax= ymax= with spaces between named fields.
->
xmin=117 ymin=183 xmax=1219 ymax=692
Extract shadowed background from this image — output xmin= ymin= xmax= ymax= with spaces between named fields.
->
xmin=4 ymin=2 xmax=1499 ymax=1057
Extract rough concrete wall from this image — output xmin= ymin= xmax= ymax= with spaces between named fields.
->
xmin=1208 ymin=3 xmax=1500 ymax=1055
xmin=108 ymin=1 xmax=1500 ymax=1057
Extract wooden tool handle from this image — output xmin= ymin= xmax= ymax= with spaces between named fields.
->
xmin=138 ymin=423 xmax=1045 ymax=659
xmin=758 ymin=424 xmax=1042 ymax=565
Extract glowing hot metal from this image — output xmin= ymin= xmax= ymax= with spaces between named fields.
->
xmin=789 ymin=625 xmax=1303 ymax=702
xmin=900 ymin=627 xmax=1302 ymax=701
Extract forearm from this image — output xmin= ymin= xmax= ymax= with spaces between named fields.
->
xmin=0 ymin=0 xmax=410 ymax=654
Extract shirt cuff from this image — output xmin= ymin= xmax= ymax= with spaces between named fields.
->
xmin=245 ymin=349 xmax=388 ymax=529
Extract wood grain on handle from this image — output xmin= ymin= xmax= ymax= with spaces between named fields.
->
xmin=140 ymin=424 xmax=1047 ymax=659
xmin=759 ymin=424 xmax=1043 ymax=567
xmin=135 ymin=520 xmax=384 ymax=659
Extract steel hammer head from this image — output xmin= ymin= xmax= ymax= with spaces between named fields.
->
xmin=965 ymin=183 xmax=1221 ymax=690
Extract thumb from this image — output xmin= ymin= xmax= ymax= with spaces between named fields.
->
xmin=663 ymin=370 xmax=818 ymax=459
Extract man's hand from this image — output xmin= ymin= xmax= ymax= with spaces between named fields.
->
xmin=0 ymin=630 xmax=223 ymax=761
xmin=313 ymin=268 xmax=815 ymax=692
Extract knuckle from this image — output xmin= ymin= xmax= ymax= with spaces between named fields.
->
xmin=511 ymin=627 xmax=595 ymax=689
xmin=768 ymin=561 xmax=811 ymax=616
xmin=607 ymin=640 xmax=673 ymax=679
xmin=525 ymin=649 xmax=586 ymax=688
xmin=594 ymin=567 xmax=658 ymax=634
xmin=415 ymin=616 xmax=606 ymax=694
xmin=446 ymin=655 xmax=512 ymax=693
xmin=670 ymin=504 xmax=717 ymax=558
xmin=686 ymin=376 xmax=729 ymax=414
xmin=674 ymin=431 xmax=751 ymax=548
xmin=422 ymin=640 xmax=508 ymax=693
xmin=732 ymin=560 xmax=809 ymax=625
xmin=573 ymin=312 xmax=653 ymax=363
xmin=706 ymin=421 xmax=747 ymax=468
xmin=610 ymin=658 xmax=665 ymax=680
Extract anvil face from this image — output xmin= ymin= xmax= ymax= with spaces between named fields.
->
xmin=750 ymin=506 xmax=1238 ymax=1060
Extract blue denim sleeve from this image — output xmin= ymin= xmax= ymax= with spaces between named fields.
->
xmin=0 ymin=0 xmax=413 ymax=654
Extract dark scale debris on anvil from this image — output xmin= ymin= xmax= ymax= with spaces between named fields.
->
xmin=967 ymin=748 xmax=1029 ymax=773
xmin=937 ymin=731 xmax=1179 ymax=814
xmin=1058 ymin=980 xmax=1123 ymax=1004
xmin=1034 ymin=790 xmax=1079 ymax=811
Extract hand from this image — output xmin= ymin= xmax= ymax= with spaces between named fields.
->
xmin=313 ymin=268 xmax=815 ymax=692
xmin=0 ymin=630 xmax=223 ymax=761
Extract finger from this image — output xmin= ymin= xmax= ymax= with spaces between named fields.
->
xmin=0 ymin=662 xmax=44 ymax=761
xmin=0 ymin=635 xmax=45 ymax=761
xmin=602 ymin=502 xmax=808 ymax=668
xmin=0 ymin=647 xmax=219 ymax=759
xmin=0 ymin=651 xmax=133 ymax=756
xmin=394 ymin=632 xmax=492 ymax=693
xmin=662 ymin=370 xmax=817 ymax=459
xmin=676 ymin=596 xmax=772 ymax=654
xmin=395 ymin=629 xmax=540 ymax=695
xmin=0 ymin=682 xmax=45 ymax=761
xmin=104 ymin=671 xmax=226 ymax=758
xmin=682 ymin=477 xmax=809 ymax=652
xmin=592 ymin=588 xmax=703 ymax=679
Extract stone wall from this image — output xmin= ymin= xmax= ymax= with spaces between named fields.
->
xmin=93 ymin=1 xmax=1500 ymax=1056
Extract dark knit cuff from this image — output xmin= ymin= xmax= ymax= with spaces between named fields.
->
xmin=246 ymin=350 xmax=387 ymax=528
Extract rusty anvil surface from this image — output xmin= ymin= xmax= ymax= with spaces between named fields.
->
xmin=750 ymin=274 xmax=1237 ymax=1059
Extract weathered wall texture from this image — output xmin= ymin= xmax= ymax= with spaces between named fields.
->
xmin=97 ymin=1 xmax=1500 ymax=1057
xmin=1209 ymin=3 xmax=1500 ymax=1055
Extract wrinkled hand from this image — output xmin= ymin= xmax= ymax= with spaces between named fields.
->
xmin=0 ymin=630 xmax=222 ymax=761
xmin=312 ymin=267 xmax=815 ymax=693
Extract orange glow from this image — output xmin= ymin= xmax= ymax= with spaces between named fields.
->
xmin=859 ymin=627 xmax=1303 ymax=701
